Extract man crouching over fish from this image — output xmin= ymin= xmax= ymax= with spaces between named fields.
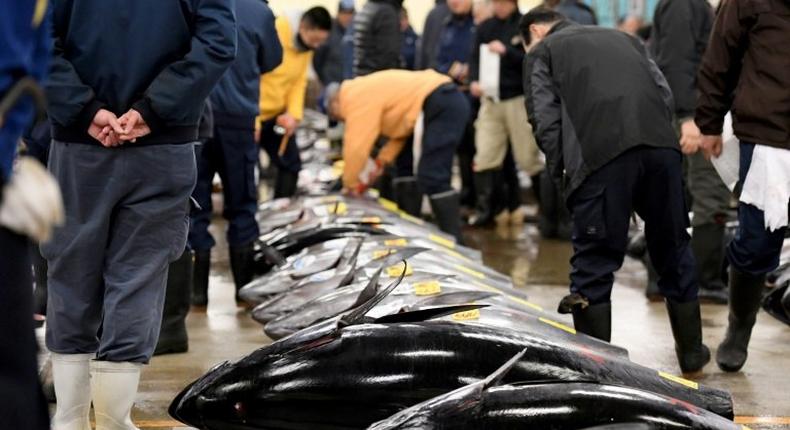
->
xmin=521 ymin=7 xmax=710 ymax=375
xmin=325 ymin=70 xmax=470 ymax=242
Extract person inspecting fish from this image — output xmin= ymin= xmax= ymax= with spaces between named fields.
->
xmin=521 ymin=8 xmax=710 ymax=375
xmin=325 ymin=69 xmax=471 ymax=242
xmin=42 ymin=0 xmax=236 ymax=428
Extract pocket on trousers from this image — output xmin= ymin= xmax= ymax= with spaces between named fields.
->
xmin=571 ymin=186 xmax=608 ymax=240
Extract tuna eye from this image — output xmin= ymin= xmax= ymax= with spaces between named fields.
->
xmin=234 ymin=401 xmax=246 ymax=417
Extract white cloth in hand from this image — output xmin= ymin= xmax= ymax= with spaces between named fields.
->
xmin=740 ymin=145 xmax=790 ymax=232
xmin=0 ymin=157 xmax=64 ymax=242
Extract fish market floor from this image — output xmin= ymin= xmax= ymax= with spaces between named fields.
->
xmin=131 ymin=219 xmax=790 ymax=430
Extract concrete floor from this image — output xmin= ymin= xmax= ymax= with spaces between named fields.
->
xmin=126 ymin=217 xmax=790 ymax=430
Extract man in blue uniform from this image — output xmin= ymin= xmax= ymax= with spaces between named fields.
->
xmin=189 ymin=0 xmax=282 ymax=308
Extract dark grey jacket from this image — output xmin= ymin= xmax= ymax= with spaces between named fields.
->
xmin=353 ymin=0 xmax=403 ymax=76
xmin=651 ymin=0 xmax=713 ymax=119
xmin=524 ymin=22 xmax=678 ymax=199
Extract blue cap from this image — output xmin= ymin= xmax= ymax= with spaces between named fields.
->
xmin=339 ymin=0 xmax=355 ymax=12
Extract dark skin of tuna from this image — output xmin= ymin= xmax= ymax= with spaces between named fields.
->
xmin=170 ymin=321 xmax=733 ymax=429
xmin=368 ymin=381 xmax=741 ymax=430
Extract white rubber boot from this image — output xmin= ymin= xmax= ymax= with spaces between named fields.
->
xmin=51 ymin=353 xmax=93 ymax=430
xmin=90 ymin=361 xmax=142 ymax=430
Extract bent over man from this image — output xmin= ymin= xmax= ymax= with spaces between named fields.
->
xmin=522 ymin=8 xmax=709 ymax=375
xmin=44 ymin=0 xmax=236 ymax=428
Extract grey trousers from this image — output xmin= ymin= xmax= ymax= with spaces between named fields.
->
xmin=42 ymin=142 xmax=196 ymax=364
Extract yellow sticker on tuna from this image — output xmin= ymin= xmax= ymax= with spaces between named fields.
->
xmin=658 ymin=371 xmax=699 ymax=390
xmin=327 ymin=202 xmax=347 ymax=215
xmin=384 ymin=239 xmax=408 ymax=247
xmin=361 ymin=217 xmax=382 ymax=224
xmin=399 ymin=211 xmax=426 ymax=225
xmin=413 ymin=280 xmax=442 ymax=296
xmin=378 ymin=198 xmax=399 ymax=212
xmin=372 ymin=249 xmax=396 ymax=259
xmin=539 ymin=317 xmax=577 ymax=334
xmin=429 ymin=234 xmax=456 ymax=249
xmin=452 ymin=309 xmax=481 ymax=321
xmin=386 ymin=263 xmax=413 ymax=277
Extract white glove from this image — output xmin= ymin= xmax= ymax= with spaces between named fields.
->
xmin=355 ymin=158 xmax=384 ymax=195
xmin=0 ymin=157 xmax=64 ymax=243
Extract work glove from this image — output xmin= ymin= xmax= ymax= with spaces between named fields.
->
xmin=354 ymin=158 xmax=384 ymax=195
xmin=0 ymin=157 xmax=64 ymax=242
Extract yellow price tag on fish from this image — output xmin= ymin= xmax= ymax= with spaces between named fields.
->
xmin=399 ymin=211 xmax=425 ymax=225
xmin=429 ymin=234 xmax=455 ymax=249
xmin=386 ymin=263 xmax=413 ymax=277
xmin=319 ymin=195 xmax=340 ymax=203
xmin=372 ymin=249 xmax=396 ymax=259
xmin=452 ymin=309 xmax=481 ymax=321
xmin=361 ymin=217 xmax=381 ymax=224
xmin=385 ymin=239 xmax=408 ymax=247
xmin=413 ymin=280 xmax=442 ymax=296
xmin=658 ymin=371 xmax=699 ymax=390
xmin=378 ymin=198 xmax=399 ymax=212
xmin=539 ymin=317 xmax=577 ymax=334
xmin=326 ymin=202 xmax=348 ymax=215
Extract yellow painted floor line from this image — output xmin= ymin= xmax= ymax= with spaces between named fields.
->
xmin=735 ymin=416 xmax=790 ymax=425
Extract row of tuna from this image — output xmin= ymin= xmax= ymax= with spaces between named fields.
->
xmin=170 ymin=194 xmax=745 ymax=429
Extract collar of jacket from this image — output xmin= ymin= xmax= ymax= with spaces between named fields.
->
xmin=549 ymin=20 xmax=576 ymax=36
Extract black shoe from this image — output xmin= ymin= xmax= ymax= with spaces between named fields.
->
xmin=274 ymin=169 xmax=299 ymax=199
xmin=717 ymin=269 xmax=765 ymax=372
xmin=558 ymin=293 xmax=612 ymax=342
xmin=429 ymin=191 xmax=463 ymax=244
xmin=468 ymin=170 xmax=502 ymax=227
xmin=691 ymin=223 xmax=729 ymax=305
xmin=155 ymin=249 xmax=193 ymax=356
xmin=394 ymin=176 xmax=423 ymax=217
xmin=230 ymin=244 xmax=256 ymax=304
xmin=666 ymin=299 xmax=711 ymax=374
xmin=191 ymin=250 xmax=210 ymax=307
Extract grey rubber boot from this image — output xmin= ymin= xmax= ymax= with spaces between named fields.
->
xmin=429 ymin=190 xmax=463 ymax=243
xmin=717 ymin=269 xmax=765 ymax=372
xmin=394 ymin=176 xmax=422 ymax=217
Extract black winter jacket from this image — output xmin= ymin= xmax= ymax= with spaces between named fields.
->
xmin=46 ymin=0 xmax=237 ymax=145
xmin=470 ymin=11 xmax=526 ymax=101
xmin=651 ymin=0 xmax=713 ymax=120
xmin=353 ymin=0 xmax=403 ymax=77
xmin=524 ymin=22 xmax=678 ymax=199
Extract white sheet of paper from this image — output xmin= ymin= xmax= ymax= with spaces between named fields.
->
xmin=479 ymin=44 xmax=500 ymax=102
xmin=412 ymin=112 xmax=425 ymax=174
xmin=711 ymin=113 xmax=740 ymax=192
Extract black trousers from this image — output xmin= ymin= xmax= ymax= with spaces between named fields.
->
xmin=0 ymin=228 xmax=49 ymax=429
xmin=569 ymin=147 xmax=698 ymax=305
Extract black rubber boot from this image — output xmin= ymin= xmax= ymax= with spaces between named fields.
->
xmin=154 ymin=249 xmax=193 ymax=356
xmin=230 ymin=244 xmax=256 ymax=305
xmin=274 ymin=169 xmax=299 ymax=199
xmin=558 ymin=293 xmax=612 ymax=342
xmin=717 ymin=269 xmax=766 ymax=372
xmin=429 ymin=191 xmax=463 ymax=243
xmin=503 ymin=151 xmax=522 ymax=213
xmin=530 ymin=174 xmax=542 ymax=206
xmin=191 ymin=250 xmax=210 ymax=307
xmin=665 ymin=299 xmax=711 ymax=374
xmin=468 ymin=170 xmax=500 ymax=227
xmin=643 ymin=252 xmax=663 ymax=302
xmin=394 ymin=176 xmax=422 ymax=217
xmin=691 ymin=223 xmax=729 ymax=304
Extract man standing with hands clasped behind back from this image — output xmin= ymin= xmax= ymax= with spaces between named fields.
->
xmin=43 ymin=1 xmax=237 ymax=428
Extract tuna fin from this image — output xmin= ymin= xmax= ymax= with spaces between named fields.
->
xmin=366 ymin=247 xmax=429 ymax=268
xmin=337 ymin=238 xmax=364 ymax=287
xmin=482 ymin=348 xmax=527 ymax=389
xmin=347 ymin=264 xmax=383 ymax=310
xmin=337 ymin=261 xmax=405 ymax=327
xmin=374 ymin=304 xmax=489 ymax=324
xmin=260 ymin=244 xmax=287 ymax=268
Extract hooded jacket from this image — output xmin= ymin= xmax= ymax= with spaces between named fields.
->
xmin=46 ymin=0 xmax=237 ymax=146
xmin=353 ymin=0 xmax=404 ymax=76
xmin=695 ymin=0 xmax=790 ymax=150
xmin=524 ymin=22 xmax=678 ymax=199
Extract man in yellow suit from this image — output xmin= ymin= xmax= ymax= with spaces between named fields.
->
xmin=326 ymin=69 xmax=471 ymax=241
xmin=258 ymin=7 xmax=331 ymax=197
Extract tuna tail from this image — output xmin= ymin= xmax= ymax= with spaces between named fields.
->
xmin=338 ymin=263 xmax=396 ymax=327
xmin=260 ymin=243 xmax=287 ymax=268
xmin=336 ymin=238 xmax=365 ymax=287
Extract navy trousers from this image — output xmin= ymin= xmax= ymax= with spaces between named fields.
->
xmin=411 ymin=85 xmax=471 ymax=195
xmin=0 ymin=228 xmax=49 ymax=429
xmin=569 ymin=147 xmax=698 ymax=305
xmin=189 ymin=125 xmax=260 ymax=251
xmin=728 ymin=142 xmax=787 ymax=275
